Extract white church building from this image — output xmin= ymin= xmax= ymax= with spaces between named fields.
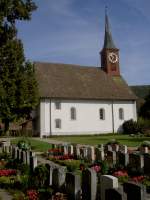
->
xmin=33 ymin=13 xmax=137 ymax=137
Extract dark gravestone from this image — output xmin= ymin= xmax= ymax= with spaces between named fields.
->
xmin=129 ymin=153 xmax=144 ymax=169
xmin=123 ymin=182 xmax=144 ymax=200
xmin=105 ymin=188 xmax=123 ymax=200
xmin=118 ymin=152 xmax=129 ymax=166
xmin=144 ymin=154 xmax=150 ymax=174
xmin=82 ymin=168 xmax=97 ymax=200
xmin=65 ymin=172 xmax=81 ymax=200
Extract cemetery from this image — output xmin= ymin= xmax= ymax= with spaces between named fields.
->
xmin=0 ymin=139 xmax=150 ymax=199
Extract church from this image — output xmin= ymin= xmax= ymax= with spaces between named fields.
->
xmin=33 ymin=13 xmax=137 ymax=137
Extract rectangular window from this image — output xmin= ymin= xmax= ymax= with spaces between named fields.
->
xmin=55 ymin=119 xmax=61 ymax=129
xmin=55 ymin=101 xmax=61 ymax=110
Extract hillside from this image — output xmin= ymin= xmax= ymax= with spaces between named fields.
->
xmin=130 ymin=85 xmax=150 ymax=99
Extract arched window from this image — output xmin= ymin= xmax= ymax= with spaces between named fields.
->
xmin=71 ymin=107 xmax=76 ymax=120
xmin=99 ymin=108 xmax=105 ymax=120
xmin=119 ymin=108 xmax=124 ymax=120
xmin=55 ymin=119 xmax=61 ymax=128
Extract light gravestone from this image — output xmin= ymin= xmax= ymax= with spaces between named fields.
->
xmin=45 ymin=164 xmax=55 ymax=186
xmin=14 ymin=147 xmax=18 ymax=159
xmin=82 ymin=168 xmax=97 ymax=200
xmin=100 ymin=175 xmax=119 ymax=200
xmin=26 ymin=151 xmax=30 ymax=165
xmin=22 ymin=151 xmax=26 ymax=164
xmin=52 ymin=167 xmax=66 ymax=189
xmin=119 ymin=145 xmax=128 ymax=154
xmin=68 ymin=145 xmax=74 ymax=155
xmin=65 ymin=172 xmax=81 ymax=200
xmin=87 ymin=146 xmax=95 ymax=162
xmin=107 ymin=151 xmax=117 ymax=165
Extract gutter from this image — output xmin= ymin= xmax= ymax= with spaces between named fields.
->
xmin=111 ymin=100 xmax=115 ymax=133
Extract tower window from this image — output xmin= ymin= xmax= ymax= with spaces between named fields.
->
xmin=119 ymin=108 xmax=124 ymax=120
xmin=99 ymin=108 xmax=105 ymax=120
xmin=70 ymin=107 xmax=76 ymax=120
xmin=55 ymin=119 xmax=61 ymax=129
xmin=55 ymin=101 xmax=61 ymax=110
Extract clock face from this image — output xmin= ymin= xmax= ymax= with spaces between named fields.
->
xmin=108 ymin=52 xmax=118 ymax=63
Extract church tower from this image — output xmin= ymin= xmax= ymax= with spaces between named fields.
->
xmin=100 ymin=11 xmax=120 ymax=76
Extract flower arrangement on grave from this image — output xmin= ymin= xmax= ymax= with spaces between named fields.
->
xmin=91 ymin=164 xmax=101 ymax=173
xmin=27 ymin=189 xmax=39 ymax=200
xmin=131 ymin=175 xmax=145 ymax=183
xmin=113 ymin=170 xmax=129 ymax=183
xmin=48 ymin=148 xmax=74 ymax=160
xmin=0 ymin=169 xmax=17 ymax=176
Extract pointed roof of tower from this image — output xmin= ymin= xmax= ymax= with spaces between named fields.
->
xmin=103 ymin=9 xmax=117 ymax=49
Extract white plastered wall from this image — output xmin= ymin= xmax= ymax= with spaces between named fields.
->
xmin=39 ymin=99 xmax=137 ymax=137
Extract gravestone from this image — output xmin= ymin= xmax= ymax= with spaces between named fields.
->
xmin=21 ymin=150 xmax=24 ymax=162
xmin=118 ymin=152 xmax=129 ymax=166
xmin=82 ymin=168 xmax=97 ymax=200
xmin=112 ymin=144 xmax=119 ymax=152
xmin=83 ymin=147 xmax=88 ymax=159
xmin=52 ymin=167 xmax=66 ymax=189
xmin=129 ymin=153 xmax=144 ymax=169
xmin=45 ymin=164 xmax=56 ymax=186
xmin=119 ymin=145 xmax=128 ymax=154
xmin=73 ymin=145 xmax=80 ymax=158
xmin=22 ymin=151 xmax=26 ymax=164
xmin=14 ymin=147 xmax=18 ymax=159
xmin=144 ymin=154 xmax=150 ymax=174
xmin=12 ymin=146 xmax=16 ymax=159
xmin=107 ymin=151 xmax=117 ymax=165
xmin=100 ymin=175 xmax=119 ymax=200
xmin=65 ymin=172 xmax=81 ymax=200
xmin=123 ymin=182 xmax=144 ymax=200
xmin=68 ymin=145 xmax=74 ymax=155
xmin=140 ymin=146 xmax=149 ymax=154
xmin=30 ymin=156 xmax=37 ymax=172
xmin=105 ymin=188 xmax=123 ymax=200
xmin=87 ymin=146 xmax=95 ymax=161
xmin=26 ymin=151 xmax=30 ymax=165
xmin=95 ymin=148 xmax=105 ymax=161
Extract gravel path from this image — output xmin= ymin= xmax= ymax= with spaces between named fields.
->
xmin=0 ymin=189 xmax=12 ymax=200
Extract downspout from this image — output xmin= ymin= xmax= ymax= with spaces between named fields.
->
xmin=111 ymin=100 xmax=115 ymax=133
xmin=50 ymin=99 xmax=52 ymax=136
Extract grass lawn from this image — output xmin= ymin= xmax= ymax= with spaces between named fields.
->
xmin=11 ymin=137 xmax=52 ymax=152
xmin=50 ymin=134 xmax=150 ymax=147
xmin=10 ymin=134 xmax=150 ymax=151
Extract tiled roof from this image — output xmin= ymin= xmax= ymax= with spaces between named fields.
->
xmin=35 ymin=62 xmax=137 ymax=100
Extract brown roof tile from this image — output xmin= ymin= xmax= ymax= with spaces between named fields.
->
xmin=34 ymin=62 xmax=137 ymax=100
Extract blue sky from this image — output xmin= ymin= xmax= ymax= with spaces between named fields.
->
xmin=16 ymin=0 xmax=150 ymax=86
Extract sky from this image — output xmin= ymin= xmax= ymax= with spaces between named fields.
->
xmin=16 ymin=0 xmax=150 ymax=86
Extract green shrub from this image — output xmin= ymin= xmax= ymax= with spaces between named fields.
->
xmin=17 ymin=139 xmax=30 ymax=150
xmin=122 ymin=119 xmax=142 ymax=134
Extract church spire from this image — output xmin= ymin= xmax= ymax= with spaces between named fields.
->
xmin=103 ymin=8 xmax=116 ymax=49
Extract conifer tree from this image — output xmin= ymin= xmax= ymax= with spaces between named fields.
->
xmin=0 ymin=0 xmax=38 ymax=134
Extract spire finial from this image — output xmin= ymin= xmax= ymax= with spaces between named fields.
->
xmin=103 ymin=8 xmax=117 ymax=49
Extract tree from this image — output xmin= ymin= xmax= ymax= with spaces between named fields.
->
xmin=139 ymin=90 xmax=150 ymax=119
xmin=0 ymin=0 xmax=38 ymax=134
